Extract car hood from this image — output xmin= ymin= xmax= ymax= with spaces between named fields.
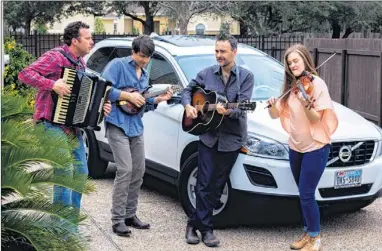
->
xmin=247 ymin=102 xmax=381 ymax=144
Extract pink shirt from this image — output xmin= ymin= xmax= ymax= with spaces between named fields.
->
xmin=277 ymin=76 xmax=338 ymax=153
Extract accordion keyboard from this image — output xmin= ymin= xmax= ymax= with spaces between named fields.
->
xmin=53 ymin=68 xmax=75 ymax=124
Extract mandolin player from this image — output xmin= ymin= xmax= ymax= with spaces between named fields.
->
xmin=181 ymin=34 xmax=254 ymax=247
xmin=101 ymin=35 xmax=173 ymax=237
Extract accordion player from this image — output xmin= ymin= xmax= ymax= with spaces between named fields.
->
xmin=52 ymin=67 xmax=111 ymax=130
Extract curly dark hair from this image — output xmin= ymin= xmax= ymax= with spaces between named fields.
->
xmin=63 ymin=21 xmax=90 ymax=46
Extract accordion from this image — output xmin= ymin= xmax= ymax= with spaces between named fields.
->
xmin=52 ymin=67 xmax=111 ymax=130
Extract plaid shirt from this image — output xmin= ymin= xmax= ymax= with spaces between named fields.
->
xmin=18 ymin=44 xmax=85 ymax=133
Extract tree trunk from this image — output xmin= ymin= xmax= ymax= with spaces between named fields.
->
xmin=342 ymin=27 xmax=354 ymax=38
xmin=141 ymin=2 xmax=155 ymax=35
xmin=143 ymin=16 xmax=154 ymax=35
xmin=239 ymin=20 xmax=248 ymax=36
xmin=178 ymin=19 xmax=189 ymax=35
xmin=331 ymin=19 xmax=341 ymax=38
xmin=25 ymin=20 xmax=32 ymax=35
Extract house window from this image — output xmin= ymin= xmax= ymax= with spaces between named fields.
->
xmin=196 ymin=23 xmax=205 ymax=35
xmin=154 ymin=21 xmax=160 ymax=34
xmin=113 ymin=19 xmax=118 ymax=34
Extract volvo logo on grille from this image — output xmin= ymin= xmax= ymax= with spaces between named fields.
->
xmin=339 ymin=145 xmax=352 ymax=162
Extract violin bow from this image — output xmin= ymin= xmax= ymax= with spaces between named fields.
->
xmin=264 ymin=52 xmax=337 ymax=109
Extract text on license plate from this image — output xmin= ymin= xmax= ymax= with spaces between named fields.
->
xmin=334 ymin=169 xmax=362 ymax=189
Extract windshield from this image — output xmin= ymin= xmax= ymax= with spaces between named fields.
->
xmin=175 ymin=54 xmax=284 ymax=100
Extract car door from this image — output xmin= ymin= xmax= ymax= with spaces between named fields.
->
xmin=142 ymin=50 xmax=184 ymax=170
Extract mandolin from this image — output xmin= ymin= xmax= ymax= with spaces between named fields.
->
xmin=117 ymin=85 xmax=182 ymax=115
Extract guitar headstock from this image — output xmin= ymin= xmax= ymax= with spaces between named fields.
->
xmin=238 ymin=100 xmax=256 ymax=111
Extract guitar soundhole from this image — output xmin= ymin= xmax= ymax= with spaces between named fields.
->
xmin=201 ymin=102 xmax=209 ymax=114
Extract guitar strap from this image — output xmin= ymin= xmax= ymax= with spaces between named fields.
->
xmin=236 ymin=64 xmax=240 ymax=102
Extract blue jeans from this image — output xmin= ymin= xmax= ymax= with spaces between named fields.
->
xmin=289 ymin=144 xmax=330 ymax=237
xmin=42 ymin=121 xmax=88 ymax=209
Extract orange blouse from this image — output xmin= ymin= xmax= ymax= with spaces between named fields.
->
xmin=276 ymin=76 xmax=338 ymax=153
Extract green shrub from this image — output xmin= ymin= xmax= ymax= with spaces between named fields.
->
xmin=4 ymin=38 xmax=35 ymax=93
xmin=35 ymin=22 xmax=48 ymax=34
xmin=94 ymin=17 xmax=105 ymax=33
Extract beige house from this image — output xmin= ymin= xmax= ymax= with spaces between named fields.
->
xmin=47 ymin=13 xmax=97 ymax=33
xmin=46 ymin=10 xmax=240 ymax=36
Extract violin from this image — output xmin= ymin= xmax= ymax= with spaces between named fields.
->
xmin=265 ymin=71 xmax=316 ymax=109
xmin=294 ymin=71 xmax=316 ymax=110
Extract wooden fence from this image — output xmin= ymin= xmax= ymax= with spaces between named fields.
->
xmin=6 ymin=31 xmax=306 ymax=62
xmin=306 ymin=38 xmax=382 ymax=126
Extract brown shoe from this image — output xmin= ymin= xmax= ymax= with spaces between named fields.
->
xmin=290 ymin=233 xmax=309 ymax=250
xmin=301 ymin=235 xmax=322 ymax=251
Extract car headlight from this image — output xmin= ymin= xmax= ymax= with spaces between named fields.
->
xmin=373 ymin=124 xmax=382 ymax=158
xmin=241 ymin=133 xmax=289 ymax=160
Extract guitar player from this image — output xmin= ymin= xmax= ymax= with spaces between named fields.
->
xmin=181 ymin=34 xmax=254 ymax=247
xmin=101 ymin=35 xmax=173 ymax=237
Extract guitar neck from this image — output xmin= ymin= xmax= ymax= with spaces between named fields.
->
xmin=205 ymin=103 xmax=239 ymax=111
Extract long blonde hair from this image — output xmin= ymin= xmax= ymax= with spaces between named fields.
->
xmin=280 ymin=44 xmax=317 ymax=108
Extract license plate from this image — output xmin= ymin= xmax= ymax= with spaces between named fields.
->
xmin=334 ymin=169 xmax=362 ymax=189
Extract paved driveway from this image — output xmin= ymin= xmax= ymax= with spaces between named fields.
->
xmin=80 ymin=169 xmax=382 ymax=251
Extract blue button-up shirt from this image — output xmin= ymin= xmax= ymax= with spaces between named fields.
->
xmin=102 ymin=56 xmax=156 ymax=137
xmin=181 ymin=64 xmax=254 ymax=152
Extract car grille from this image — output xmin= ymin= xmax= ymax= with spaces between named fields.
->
xmin=326 ymin=141 xmax=376 ymax=168
xmin=319 ymin=184 xmax=372 ymax=198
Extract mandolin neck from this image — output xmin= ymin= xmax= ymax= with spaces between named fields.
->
xmin=143 ymin=89 xmax=167 ymax=99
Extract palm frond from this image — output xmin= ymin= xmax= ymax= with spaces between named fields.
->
xmin=30 ymin=168 xmax=96 ymax=194
xmin=3 ymin=197 xmax=87 ymax=224
xmin=1 ymin=121 xmax=37 ymax=149
xmin=2 ymin=210 xmax=87 ymax=251
xmin=2 ymin=166 xmax=95 ymax=197
xmin=1 ymin=89 xmax=93 ymax=250
xmin=2 ymin=124 xmax=78 ymax=170
xmin=2 ymin=146 xmax=76 ymax=171
xmin=1 ymin=92 xmax=33 ymax=121
xmin=1 ymin=167 xmax=32 ymax=196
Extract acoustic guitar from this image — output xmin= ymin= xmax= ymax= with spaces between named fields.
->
xmin=182 ymin=87 xmax=256 ymax=135
xmin=117 ymin=85 xmax=182 ymax=115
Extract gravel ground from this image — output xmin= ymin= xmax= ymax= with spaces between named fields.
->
xmin=80 ymin=172 xmax=382 ymax=251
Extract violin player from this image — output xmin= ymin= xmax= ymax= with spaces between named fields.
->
xmin=266 ymin=44 xmax=338 ymax=251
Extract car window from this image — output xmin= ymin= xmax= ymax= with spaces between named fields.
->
xmin=175 ymin=54 xmax=284 ymax=100
xmin=86 ymin=47 xmax=115 ymax=73
xmin=146 ymin=53 xmax=180 ymax=87
xmin=110 ymin=47 xmax=132 ymax=60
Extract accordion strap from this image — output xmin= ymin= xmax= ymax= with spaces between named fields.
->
xmin=53 ymin=48 xmax=84 ymax=69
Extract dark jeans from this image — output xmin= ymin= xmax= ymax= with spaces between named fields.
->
xmin=289 ymin=144 xmax=330 ymax=235
xmin=188 ymin=141 xmax=239 ymax=233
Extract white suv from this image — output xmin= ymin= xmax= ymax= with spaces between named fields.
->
xmin=83 ymin=35 xmax=382 ymax=225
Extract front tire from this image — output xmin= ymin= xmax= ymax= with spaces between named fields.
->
xmin=178 ymin=152 xmax=233 ymax=227
xmin=80 ymin=129 xmax=108 ymax=178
